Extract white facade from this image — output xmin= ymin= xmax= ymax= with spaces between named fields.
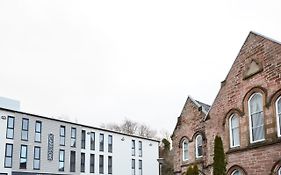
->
xmin=0 ymin=108 xmax=159 ymax=175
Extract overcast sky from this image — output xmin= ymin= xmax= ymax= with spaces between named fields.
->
xmin=0 ymin=0 xmax=281 ymax=135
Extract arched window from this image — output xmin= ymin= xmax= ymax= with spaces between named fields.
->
xmin=182 ymin=140 xmax=188 ymax=161
xmin=231 ymin=169 xmax=241 ymax=175
xmin=248 ymin=93 xmax=264 ymax=143
xmin=229 ymin=114 xmax=240 ymax=148
xmin=276 ymin=97 xmax=281 ymax=137
xmin=195 ymin=135 xmax=203 ymax=158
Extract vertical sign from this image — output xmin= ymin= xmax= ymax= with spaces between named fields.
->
xmin=48 ymin=133 xmax=54 ymax=161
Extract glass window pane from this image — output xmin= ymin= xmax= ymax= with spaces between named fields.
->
xmin=21 ymin=130 xmax=28 ymax=140
xmin=34 ymin=147 xmax=40 ymax=159
xmin=21 ymin=146 xmax=27 ymax=158
xmin=5 ymin=157 xmax=12 ymax=167
xmin=99 ymin=155 xmax=104 ymax=174
xmin=90 ymin=154 xmax=95 ymax=173
xmin=108 ymin=156 xmax=112 ymax=174
xmin=35 ymin=133 xmax=41 ymax=142
xmin=70 ymin=151 xmax=76 ymax=172
xmin=7 ymin=128 xmax=14 ymax=139
xmin=250 ymin=94 xmax=262 ymax=113
xmin=8 ymin=117 xmax=14 ymax=128
xmin=91 ymin=132 xmax=95 ymax=150
xmin=22 ymin=119 xmax=29 ymax=130
xmin=35 ymin=122 xmax=41 ymax=132
xmin=60 ymin=126 xmax=65 ymax=136
xmin=34 ymin=159 xmax=40 ymax=169
xmin=99 ymin=134 xmax=104 ymax=151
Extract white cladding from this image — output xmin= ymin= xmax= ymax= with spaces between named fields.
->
xmin=0 ymin=108 xmax=159 ymax=175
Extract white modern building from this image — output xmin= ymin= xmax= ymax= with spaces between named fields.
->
xmin=0 ymin=104 xmax=159 ymax=175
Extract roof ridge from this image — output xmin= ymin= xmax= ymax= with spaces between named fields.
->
xmin=250 ymin=31 xmax=281 ymax=46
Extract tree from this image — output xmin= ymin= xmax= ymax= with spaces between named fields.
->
xmin=186 ymin=166 xmax=194 ymax=175
xmin=160 ymin=138 xmax=174 ymax=175
xmin=193 ymin=164 xmax=199 ymax=175
xmin=185 ymin=164 xmax=199 ymax=175
xmin=101 ymin=118 xmax=157 ymax=139
xmin=213 ymin=135 xmax=226 ymax=175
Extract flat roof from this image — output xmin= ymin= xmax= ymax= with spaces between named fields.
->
xmin=0 ymin=106 xmax=159 ymax=143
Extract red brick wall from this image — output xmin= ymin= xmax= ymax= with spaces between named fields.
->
xmin=172 ymin=32 xmax=281 ymax=175
xmin=205 ymin=32 xmax=281 ymax=175
xmin=171 ymin=98 xmax=206 ymax=174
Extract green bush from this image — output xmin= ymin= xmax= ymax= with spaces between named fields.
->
xmin=185 ymin=164 xmax=199 ymax=175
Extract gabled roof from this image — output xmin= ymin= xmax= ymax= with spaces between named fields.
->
xmin=204 ymin=31 xmax=281 ymax=121
xmin=171 ymin=96 xmax=210 ymax=138
xmin=181 ymin=95 xmax=210 ymax=116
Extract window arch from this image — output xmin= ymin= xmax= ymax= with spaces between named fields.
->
xmin=248 ymin=93 xmax=265 ymax=143
xmin=276 ymin=96 xmax=281 ymax=137
xmin=231 ymin=169 xmax=242 ymax=175
xmin=182 ymin=140 xmax=188 ymax=161
xmin=229 ymin=114 xmax=240 ymax=148
xmin=195 ymin=135 xmax=203 ymax=158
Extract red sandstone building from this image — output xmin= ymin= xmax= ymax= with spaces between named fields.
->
xmin=171 ymin=32 xmax=281 ymax=175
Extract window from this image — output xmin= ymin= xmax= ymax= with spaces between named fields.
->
xmin=90 ymin=132 xmax=95 ymax=150
xmin=60 ymin=126 xmax=66 ymax=146
xmin=276 ymin=96 xmax=281 ymax=137
xmin=70 ymin=151 xmax=76 ymax=172
xmin=138 ymin=141 xmax=142 ymax=157
xmin=99 ymin=133 xmax=104 ymax=152
xmin=182 ymin=140 xmax=188 ymax=161
xmin=59 ymin=150 xmax=65 ymax=171
xmin=35 ymin=121 xmax=42 ymax=142
xmin=108 ymin=135 xmax=113 ymax=153
xmin=6 ymin=116 xmax=14 ymax=139
xmin=71 ymin=127 xmax=77 ymax=147
xmin=139 ymin=160 xmax=143 ymax=175
xmin=132 ymin=140 xmax=136 ymax=156
xmin=195 ymin=135 xmax=203 ymax=158
xmin=229 ymin=114 xmax=240 ymax=147
xmin=90 ymin=154 xmax=95 ymax=173
xmin=132 ymin=159 xmax=136 ymax=175
xmin=231 ymin=170 xmax=241 ymax=175
xmin=248 ymin=93 xmax=265 ymax=143
xmin=33 ymin=146 xmax=40 ymax=170
xmin=21 ymin=118 xmax=29 ymax=141
xmin=4 ymin=144 xmax=13 ymax=168
xmin=99 ymin=155 xmax=104 ymax=174
xmin=81 ymin=130 xmax=86 ymax=149
xmin=20 ymin=145 xmax=27 ymax=169
xmin=108 ymin=156 xmax=112 ymax=174
xmin=81 ymin=153 xmax=85 ymax=172
xmin=279 ymin=167 xmax=281 ymax=175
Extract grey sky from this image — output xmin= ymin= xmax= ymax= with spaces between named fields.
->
xmin=0 ymin=0 xmax=281 ymax=135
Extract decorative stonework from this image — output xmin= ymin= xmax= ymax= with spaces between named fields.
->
xmin=48 ymin=133 xmax=54 ymax=161
xmin=243 ymin=59 xmax=263 ymax=79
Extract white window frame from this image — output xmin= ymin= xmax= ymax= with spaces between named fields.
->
xmin=229 ymin=114 xmax=240 ymax=148
xmin=231 ymin=169 xmax=240 ymax=175
xmin=248 ymin=93 xmax=265 ymax=143
xmin=276 ymin=96 xmax=281 ymax=137
xmin=182 ymin=140 xmax=188 ymax=161
xmin=195 ymin=135 xmax=203 ymax=158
